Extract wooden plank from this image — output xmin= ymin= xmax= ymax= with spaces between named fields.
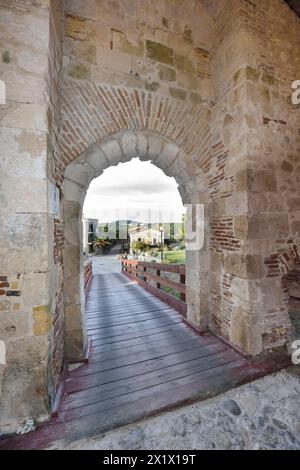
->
xmin=91 ymin=327 xmax=204 ymax=352
xmin=59 ymin=353 xmax=241 ymax=422
xmin=62 ymin=349 xmax=240 ymax=411
xmin=86 ymin=317 xmax=183 ymax=338
xmin=65 ymin=342 xmax=228 ymax=393
xmin=85 ymin=300 xmax=173 ymax=317
xmin=86 ymin=308 xmax=180 ymax=329
xmin=85 ymin=292 xmax=158 ymax=306
xmin=68 ymin=340 xmax=223 ymax=378
xmin=85 ymin=306 xmax=177 ymax=323
xmin=124 ymin=267 xmax=186 ymax=294
xmin=90 ymin=338 xmax=216 ymax=364
xmin=90 ymin=323 xmax=185 ymax=346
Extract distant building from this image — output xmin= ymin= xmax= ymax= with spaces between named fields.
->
xmin=129 ymin=227 xmax=164 ymax=253
xmin=82 ymin=218 xmax=98 ymax=254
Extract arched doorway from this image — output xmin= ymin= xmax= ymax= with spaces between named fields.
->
xmin=62 ymin=131 xmax=210 ymax=360
xmin=283 ymin=262 xmax=300 ymax=351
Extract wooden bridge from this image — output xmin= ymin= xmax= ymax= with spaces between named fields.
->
xmin=0 ymin=259 xmax=289 ymax=449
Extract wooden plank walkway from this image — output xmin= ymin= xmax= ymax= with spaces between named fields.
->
xmin=0 ymin=269 xmax=290 ymax=449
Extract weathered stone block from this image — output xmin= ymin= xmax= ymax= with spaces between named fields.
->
xmin=235 ymin=169 xmax=277 ymax=192
xmin=146 ymin=40 xmax=174 ymax=66
xmin=64 ymin=160 xmax=94 ymax=187
xmin=136 ymin=133 xmax=148 ymax=159
xmin=159 ymin=65 xmax=176 ymax=82
xmin=211 ymin=252 xmax=223 ymax=274
xmin=147 ymin=135 xmax=164 ymax=160
xmin=155 ymin=142 xmax=179 ymax=170
xmin=233 ymin=216 xmax=248 ymax=239
xmin=0 ymin=176 xmax=47 ymax=214
xmin=33 ymin=305 xmax=52 ymax=336
xmin=86 ymin=146 xmax=109 ymax=173
xmin=169 ymin=87 xmax=186 ymax=100
xmin=0 ymin=128 xmax=47 ymax=179
xmin=245 ymin=66 xmax=260 ymax=82
xmin=100 ymin=139 xmax=123 ymax=166
xmin=67 ymin=63 xmax=91 ymax=80
xmin=0 ymin=336 xmax=51 ymax=433
xmin=224 ymin=254 xmax=265 ymax=279
xmin=112 ymin=30 xmax=144 ymax=57
xmin=0 ymin=213 xmax=49 ymax=274
xmin=247 ymin=214 xmax=289 ymax=239
xmin=120 ymin=133 xmax=138 ymax=161
xmin=23 ymin=273 xmax=50 ymax=308
xmin=62 ymin=179 xmax=85 ymax=204
xmin=97 ymin=48 xmax=131 ymax=73
xmin=64 ymin=0 xmax=99 ymax=21
xmin=174 ymin=53 xmax=185 ymax=71
xmin=65 ymin=14 xmax=88 ymax=41
xmin=0 ymin=312 xmax=30 ymax=339
xmin=226 ymin=192 xmax=248 ymax=216
xmin=230 ymin=307 xmax=262 ymax=355
xmin=0 ymin=104 xmax=48 ymax=132
xmin=189 ymin=91 xmax=203 ymax=105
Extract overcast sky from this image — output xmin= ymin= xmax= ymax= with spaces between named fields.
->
xmin=83 ymin=158 xmax=185 ymax=223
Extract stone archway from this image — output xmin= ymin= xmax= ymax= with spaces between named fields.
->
xmin=62 ymin=130 xmax=210 ymax=359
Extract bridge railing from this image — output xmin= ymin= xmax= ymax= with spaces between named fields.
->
xmin=121 ymin=259 xmax=187 ymax=317
xmin=84 ymin=260 xmax=93 ymax=291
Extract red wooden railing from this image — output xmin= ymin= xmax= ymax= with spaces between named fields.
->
xmin=121 ymin=259 xmax=187 ymax=317
xmin=84 ymin=260 xmax=93 ymax=291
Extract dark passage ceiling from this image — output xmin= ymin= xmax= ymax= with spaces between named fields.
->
xmin=285 ymin=0 xmax=300 ymax=17
xmin=202 ymin=1 xmax=300 ymax=19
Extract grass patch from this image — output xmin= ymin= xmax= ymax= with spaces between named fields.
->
xmin=163 ymin=250 xmax=185 ymax=264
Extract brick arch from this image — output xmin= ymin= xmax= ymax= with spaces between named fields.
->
xmin=61 ymin=130 xmax=211 ymax=359
xmin=58 ymin=83 xmax=213 ymax=181
xmin=262 ymin=243 xmax=300 ymax=349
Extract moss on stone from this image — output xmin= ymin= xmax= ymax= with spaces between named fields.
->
xmin=68 ymin=63 xmax=90 ymax=80
xmin=183 ymin=25 xmax=193 ymax=44
xmin=245 ymin=66 xmax=260 ymax=82
xmin=146 ymin=40 xmax=174 ymax=66
xmin=262 ymin=72 xmax=276 ymax=86
xmin=184 ymin=57 xmax=195 ymax=75
xmin=174 ymin=54 xmax=185 ymax=72
xmin=159 ymin=65 xmax=176 ymax=82
xmin=145 ymin=81 xmax=160 ymax=92
xmin=2 ymin=50 xmax=11 ymax=64
xmin=189 ymin=91 xmax=202 ymax=105
xmin=170 ymin=87 xmax=186 ymax=100
xmin=112 ymin=30 xmax=144 ymax=57
xmin=82 ymin=45 xmax=97 ymax=64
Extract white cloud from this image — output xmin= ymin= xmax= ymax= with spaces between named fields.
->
xmin=83 ymin=158 xmax=185 ymax=223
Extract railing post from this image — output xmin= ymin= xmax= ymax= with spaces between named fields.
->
xmin=156 ymin=269 xmax=161 ymax=290
xmin=180 ymin=273 xmax=186 ymax=302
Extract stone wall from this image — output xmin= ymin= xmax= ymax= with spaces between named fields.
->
xmin=244 ymin=0 xmax=300 ymax=351
xmin=0 ymin=0 xmax=63 ymax=434
xmin=205 ymin=0 xmax=300 ymax=354
xmin=48 ymin=0 xmax=65 ymax=395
